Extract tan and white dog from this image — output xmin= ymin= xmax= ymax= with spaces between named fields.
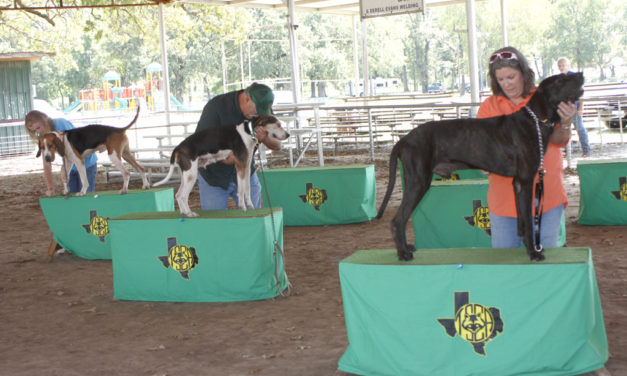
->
xmin=153 ymin=115 xmax=289 ymax=217
xmin=36 ymin=106 xmax=150 ymax=196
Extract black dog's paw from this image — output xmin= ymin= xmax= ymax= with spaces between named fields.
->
xmin=397 ymin=244 xmax=416 ymax=261
xmin=528 ymin=250 xmax=546 ymax=262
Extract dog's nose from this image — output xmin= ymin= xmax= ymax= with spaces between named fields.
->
xmin=45 ymin=156 xmax=52 ymax=162
xmin=285 ymin=132 xmax=290 ymax=138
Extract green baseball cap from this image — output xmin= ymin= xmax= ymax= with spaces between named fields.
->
xmin=248 ymin=83 xmax=274 ymax=116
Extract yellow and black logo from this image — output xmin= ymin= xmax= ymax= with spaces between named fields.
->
xmin=437 ymin=291 xmax=503 ymax=356
xmin=299 ymin=182 xmax=327 ymax=211
xmin=82 ymin=210 xmax=109 ymax=242
xmin=158 ymin=237 xmax=199 ymax=280
xmin=435 ymin=173 xmax=460 ymax=181
xmin=463 ymin=199 xmax=491 ymax=236
xmin=611 ymin=177 xmax=627 ymax=202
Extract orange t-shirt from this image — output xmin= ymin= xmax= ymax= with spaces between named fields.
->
xmin=476 ymin=93 xmax=568 ymax=217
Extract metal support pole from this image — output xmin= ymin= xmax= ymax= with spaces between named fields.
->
xmin=465 ymin=0 xmax=480 ymax=116
xmin=361 ymin=20 xmax=370 ymax=97
xmin=158 ymin=3 xmax=171 ymax=124
xmin=286 ymin=0 xmax=302 ymax=104
xmin=352 ymin=16 xmax=360 ymax=96
xmin=500 ymin=0 xmax=508 ymax=46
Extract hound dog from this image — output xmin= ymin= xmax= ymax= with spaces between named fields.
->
xmin=153 ymin=115 xmax=290 ymax=217
xmin=377 ymin=73 xmax=584 ymax=262
xmin=36 ymin=106 xmax=150 ymax=196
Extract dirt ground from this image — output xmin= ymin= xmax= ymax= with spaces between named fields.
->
xmin=0 ymin=143 xmax=625 ymax=376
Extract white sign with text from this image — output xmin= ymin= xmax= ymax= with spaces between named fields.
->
xmin=360 ymin=0 xmax=424 ymax=19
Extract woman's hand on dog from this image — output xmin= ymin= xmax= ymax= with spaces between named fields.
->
xmin=550 ymin=101 xmax=576 ymax=145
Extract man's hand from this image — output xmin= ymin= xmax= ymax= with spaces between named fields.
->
xmin=255 ymin=126 xmax=282 ymax=151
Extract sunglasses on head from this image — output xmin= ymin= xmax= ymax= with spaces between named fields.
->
xmin=489 ymin=51 xmax=518 ymax=64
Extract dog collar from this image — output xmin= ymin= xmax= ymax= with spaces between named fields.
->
xmin=523 ymin=106 xmax=545 ymax=172
xmin=53 ymin=131 xmax=64 ymax=141
xmin=246 ymin=120 xmax=259 ymax=145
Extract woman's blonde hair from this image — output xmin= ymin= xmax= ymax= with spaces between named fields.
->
xmin=24 ymin=110 xmax=54 ymax=142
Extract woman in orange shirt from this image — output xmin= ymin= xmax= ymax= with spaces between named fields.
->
xmin=477 ymin=46 xmax=575 ymax=249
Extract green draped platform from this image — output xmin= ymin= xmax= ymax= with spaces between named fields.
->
xmin=39 ymin=188 xmax=174 ymax=259
xmin=258 ymin=164 xmax=377 ymax=226
xmin=108 ymin=208 xmax=289 ymax=302
xmin=577 ymin=158 xmax=627 ymax=225
xmin=411 ymin=179 xmax=566 ymax=249
xmin=338 ymin=248 xmax=608 ymax=376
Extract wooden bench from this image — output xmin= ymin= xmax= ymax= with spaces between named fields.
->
xmin=102 ymin=158 xmax=175 ymax=184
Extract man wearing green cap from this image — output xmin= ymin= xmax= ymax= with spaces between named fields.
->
xmin=194 ymin=82 xmax=281 ymax=210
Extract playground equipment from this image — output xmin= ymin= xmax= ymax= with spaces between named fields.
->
xmin=70 ymin=63 xmax=185 ymax=114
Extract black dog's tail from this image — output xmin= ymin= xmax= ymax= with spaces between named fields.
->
xmin=376 ymin=144 xmax=399 ymax=219
xmin=120 ymin=105 xmax=141 ymax=131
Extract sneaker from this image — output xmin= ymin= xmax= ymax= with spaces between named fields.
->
xmin=581 ymin=153 xmax=590 ymax=158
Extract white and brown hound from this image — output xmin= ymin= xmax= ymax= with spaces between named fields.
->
xmin=36 ymin=106 xmax=150 ymax=196
xmin=153 ymin=115 xmax=289 ymax=217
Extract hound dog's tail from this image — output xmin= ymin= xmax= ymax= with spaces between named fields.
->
xmin=152 ymin=151 xmax=178 ymax=187
xmin=376 ymin=143 xmax=400 ymax=219
xmin=119 ymin=105 xmax=141 ymax=131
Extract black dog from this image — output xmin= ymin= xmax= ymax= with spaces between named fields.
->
xmin=153 ymin=115 xmax=289 ymax=217
xmin=377 ymin=73 xmax=584 ymax=262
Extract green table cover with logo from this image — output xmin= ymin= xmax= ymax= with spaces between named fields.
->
xmin=39 ymin=188 xmax=174 ymax=260
xmin=338 ymin=248 xmax=608 ymax=376
xmin=412 ymin=179 xmax=566 ymax=248
xmin=433 ymin=169 xmax=487 ymax=181
xmin=258 ymin=164 xmax=376 ymax=226
xmin=577 ymin=158 xmax=627 ymax=225
xmin=108 ymin=208 xmax=289 ymax=302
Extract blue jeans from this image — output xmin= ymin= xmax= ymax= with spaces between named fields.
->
xmin=573 ymin=114 xmax=591 ymax=154
xmin=197 ymin=173 xmax=262 ymax=210
xmin=490 ymin=204 xmax=563 ymax=248
xmin=67 ymin=164 xmax=97 ymax=193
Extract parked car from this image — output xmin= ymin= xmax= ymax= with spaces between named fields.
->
xmin=601 ymin=101 xmax=627 ymax=129
xmin=427 ymin=83 xmax=444 ymax=94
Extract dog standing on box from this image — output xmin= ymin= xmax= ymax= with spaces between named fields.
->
xmin=194 ymin=83 xmax=283 ymax=211
xmin=25 ymin=109 xmax=99 ymax=197
xmin=31 ymin=106 xmax=150 ymax=197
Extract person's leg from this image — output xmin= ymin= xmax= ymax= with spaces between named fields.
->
xmin=249 ymin=173 xmax=262 ymax=208
xmin=85 ymin=164 xmax=98 ymax=192
xmin=536 ymin=204 xmax=564 ymax=248
xmin=489 ymin=213 xmax=522 ymax=248
xmin=232 ymin=173 xmax=262 ymax=209
xmin=197 ymin=175 xmax=230 ymax=210
xmin=573 ymin=114 xmax=591 ymax=155
xmin=67 ymin=169 xmax=80 ymax=193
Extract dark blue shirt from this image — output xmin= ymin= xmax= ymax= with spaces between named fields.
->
xmin=195 ymin=90 xmax=252 ymax=189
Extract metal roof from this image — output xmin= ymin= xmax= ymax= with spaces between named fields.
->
xmin=180 ymin=0 xmax=471 ymax=15
xmin=1 ymin=0 xmax=471 ymax=16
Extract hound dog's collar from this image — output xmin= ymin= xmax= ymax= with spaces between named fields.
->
xmin=53 ymin=131 xmax=65 ymax=141
xmin=245 ymin=120 xmax=259 ymax=145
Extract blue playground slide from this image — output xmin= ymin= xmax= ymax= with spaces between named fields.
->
xmin=113 ymin=96 xmax=128 ymax=109
xmin=170 ymin=94 xmax=192 ymax=111
xmin=63 ymin=100 xmax=82 ymax=114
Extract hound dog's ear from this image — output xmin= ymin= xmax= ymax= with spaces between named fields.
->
xmin=52 ymin=134 xmax=66 ymax=156
xmin=36 ymin=147 xmax=42 ymax=158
